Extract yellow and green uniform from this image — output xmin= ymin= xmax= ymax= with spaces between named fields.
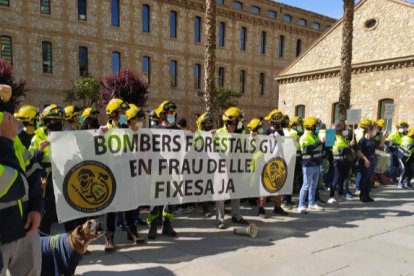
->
xmin=400 ymin=135 xmax=414 ymax=160
xmin=332 ymin=134 xmax=351 ymax=159
xmin=388 ymin=131 xmax=403 ymax=146
xmin=290 ymin=128 xmax=301 ymax=155
xmin=29 ymin=127 xmax=51 ymax=165
xmin=300 ymin=130 xmax=323 ymax=167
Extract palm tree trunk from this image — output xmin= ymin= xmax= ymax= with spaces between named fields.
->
xmin=204 ymin=0 xmax=216 ymax=113
xmin=338 ymin=0 xmax=355 ymax=124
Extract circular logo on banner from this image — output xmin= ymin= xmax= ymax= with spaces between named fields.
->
xmin=261 ymin=157 xmax=288 ymax=193
xmin=63 ymin=161 xmax=116 ymax=213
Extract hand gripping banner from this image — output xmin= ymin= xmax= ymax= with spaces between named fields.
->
xmin=50 ymin=129 xmax=296 ymax=222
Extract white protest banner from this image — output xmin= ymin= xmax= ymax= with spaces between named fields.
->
xmin=383 ymin=104 xmax=395 ymax=120
xmin=50 ymin=129 xmax=296 ymax=223
xmin=346 ymin=109 xmax=362 ymax=125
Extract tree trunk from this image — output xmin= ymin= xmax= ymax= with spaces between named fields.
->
xmin=204 ymin=0 xmax=216 ymax=114
xmin=338 ymin=0 xmax=355 ymax=125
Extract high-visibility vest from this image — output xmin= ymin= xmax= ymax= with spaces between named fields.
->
xmin=400 ymin=136 xmax=414 ymax=159
xmin=29 ymin=127 xmax=50 ymax=164
xmin=332 ymin=134 xmax=350 ymax=155
xmin=388 ymin=131 xmax=403 ymax=146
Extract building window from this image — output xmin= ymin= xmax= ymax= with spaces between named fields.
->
xmin=170 ymin=10 xmax=177 ymax=38
xmin=232 ymin=1 xmax=242 ymax=10
xmin=194 ymin=63 xmax=201 ymax=89
xmin=143 ymin=56 xmax=151 ymax=83
xmin=312 ymin=22 xmax=321 ymax=30
xmin=194 ymin=16 xmax=201 ymax=42
xmin=78 ymin=0 xmax=87 ymax=20
xmin=42 ymin=41 xmax=52 ymax=74
xmin=283 ymin=14 xmax=292 ymax=22
xmin=378 ymin=98 xmax=394 ymax=132
xmin=170 ymin=60 xmax=177 ymax=88
xmin=40 ymin=0 xmax=50 ymax=15
xmin=296 ymin=39 xmax=302 ymax=57
xmin=142 ymin=4 xmax=150 ymax=33
xmin=216 ymin=0 xmax=224 ymax=4
xmin=251 ymin=6 xmax=260 ymax=14
xmin=111 ymin=0 xmax=119 ymax=27
xmin=0 ymin=0 xmax=9 ymax=7
xmin=218 ymin=67 xmax=225 ymax=87
xmin=0 ymin=36 xmax=12 ymax=64
xmin=240 ymin=27 xmax=246 ymax=51
xmin=79 ymin=46 xmax=88 ymax=77
xmin=295 ymin=105 xmax=305 ymax=118
xmin=260 ymin=31 xmax=266 ymax=54
xmin=267 ymin=10 xmax=277 ymax=19
xmin=298 ymin=18 xmax=307 ymax=26
xmin=259 ymin=73 xmax=265 ymax=95
xmin=218 ymin=22 xmax=225 ymax=47
xmin=278 ymin=35 xmax=285 ymax=57
xmin=332 ymin=102 xmax=340 ymax=124
xmin=112 ymin=51 xmax=120 ymax=74
xmin=240 ymin=70 xmax=245 ymax=94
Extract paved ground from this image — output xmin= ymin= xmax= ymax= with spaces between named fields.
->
xmin=74 ymin=186 xmax=414 ymax=276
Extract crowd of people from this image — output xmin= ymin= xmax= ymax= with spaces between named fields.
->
xmin=1 ymin=82 xmax=414 ymax=275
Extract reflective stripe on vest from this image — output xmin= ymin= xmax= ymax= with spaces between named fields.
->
xmin=0 ymin=165 xmax=18 ymax=198
xmin=0 ymin=174 xmax=29 ymax=215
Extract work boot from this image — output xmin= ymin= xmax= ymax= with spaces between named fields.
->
xmin=257 ymin=207 xmax=267 ymax=218
xmin=273 ymin=206 xmax=289 ymax=216
xmin=162 ymin=219 xmax=177 ymax=237
xmin=148 ymin=223 xmax=157 ymax=240
xmin=104 ymin=233 xmax=115 ymax=252
xmin=126 ymin=225 xmax=145 ymax=244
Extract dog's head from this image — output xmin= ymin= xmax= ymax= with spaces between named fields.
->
xmin=80 ymin=219 xmax=104 ymax=241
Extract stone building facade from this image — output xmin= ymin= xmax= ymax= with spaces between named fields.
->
xmin=0 ymin=0 xmax=335 ymax=127
xmin=276 ymin=0 xmax=414 ymax=131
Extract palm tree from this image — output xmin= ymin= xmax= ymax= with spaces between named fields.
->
xmin=203 ymin=0 xmax=217 ymax=114
xmin=338 ymin=0 xmax=355 ymax=124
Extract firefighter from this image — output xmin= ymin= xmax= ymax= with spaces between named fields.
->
xmin=64 ymin=105 xmax=82 ymax=131
xmin=79 ymin=107 xmax=100 ymax=130
xmin=14 ymin=105 xmax=39 ymax=149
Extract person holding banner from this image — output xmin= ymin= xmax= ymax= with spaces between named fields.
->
xmin=79 ymin=107 xmax=100 ymax=130
xmin=356 ymin=119 xmax=377 ymax=203
xmin=214 ymin=107 xmax=249 ymax=229
xmin=30 ymin=104 xmax=65 ymax=235
xmin=298 ymin=116 xmax=325 ymax=214
xmin=260 ymin=109 xmax=289 ymax=216
xmin=147 ymin=100 xmax=179 ymax=239
xmin=100 ymin=99 xmax=146 ymax=251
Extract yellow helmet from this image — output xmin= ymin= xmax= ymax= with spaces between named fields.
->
xmin=247 ymin=118 xmax=263 ymax=132
xmin=14 ymin=105 xmax=39 ymax=122
xmin=126 ymin=104 xmax=145 ymax=121
xmin=64 ymin=105 xmax=82 ymax=120
xmin=407 ymin=128 xmax=414 ymax=137
xmin=0 ymin=84 xmax=12 ymax=103
xmin=376 ymin=119 xmax=385 ymax=128
xmin=106 ymin=98 xmax=129 ymax=116
xmin=303 ymin=116 xmax=319 ymax=128
xmin=222 ymin=107 xmax=244 ymax=122
xmin=264 ymin=109 xmax=284 ymax=123
xmin=196 ymin=112 xmax=214 ymax=131
xmin=359 ymin=118 xmax=373 ymax=129
xmin=289 ymin=116 xmax=303 ymax=128
xmin=154 ymin=100 xmax=177 ymax=118
xmin=80 ymin=107 xmax=99 ymax=124
xmin=397 ymin=120 xmax=409 ymax=129
xmin=41 ymin=104 xmax=65 ymax=120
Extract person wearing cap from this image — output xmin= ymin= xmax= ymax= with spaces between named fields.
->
xmin=14 ymin=105 xmax=39 ymax=149
xmin=64 ymin=105 xmax=82 ymax=131
xmin=399 ymin=128 xmax=414 ymax=187
xmin=261 ymin=109 xmax=289 ymax=216
xmin=146 ymin=100 xmax=179 ymax=239
xmin=79 ymin=107 xmax=100 ymax=130
xmin=328 ymin=122 xmax=355 ymax=204
xmin=29 ymin=104 xmax=65 ymax=235
xmin=149 ymin=109 xmax=160 ymax=128
xmin=298 ymin=116 xmax=325 ymax=214
xmin=356 ymin=118 xmax=377 ymax=202
xmin=101 ymin=98 xmax=146 ymax=251
xmin=214 ymin=107 xmax=249 ymax=229
xmin=1 ymin=84 xmax=42 ymax=275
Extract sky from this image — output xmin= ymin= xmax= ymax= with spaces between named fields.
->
xmin=276 ymin=0 xmax=414 ymax=19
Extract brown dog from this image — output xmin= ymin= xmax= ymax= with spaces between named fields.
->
xmin=40 ymin=219 xmax=104 ymax=276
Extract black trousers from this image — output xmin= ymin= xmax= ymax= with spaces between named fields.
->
xmin=106 ymin=210 xmax=136 ymax=234
xmin=39 ymin=174 xmax=57 ymax=235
